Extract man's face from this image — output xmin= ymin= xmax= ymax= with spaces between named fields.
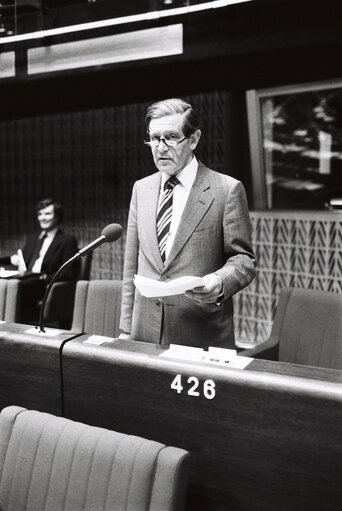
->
xmin=37 ymin=204 xmax=58 ymax=232
xmin=148 ymin=113 xmax=201 ymax=176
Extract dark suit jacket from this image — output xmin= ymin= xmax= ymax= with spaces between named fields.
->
xmin=0 ymin=230 xmax=80 ymax=282
xmin=23 ymin=229 xmax=80 ymax=281
xmin=120 ymin=162 xmax=256 ymax=348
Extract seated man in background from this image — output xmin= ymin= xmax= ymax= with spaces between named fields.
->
xmin=0 ymin=198 xmax=80 ymax=324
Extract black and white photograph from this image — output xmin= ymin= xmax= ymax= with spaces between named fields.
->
xmin=0 ymin=1 xmax=341 ymax=510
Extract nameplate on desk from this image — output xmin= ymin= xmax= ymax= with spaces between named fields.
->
xmin=205 ymin=353 xmax=253 ymax=369
xmin=0 ymin=321 xmax=5 ymax=324
xmin=159 ymin=344 xmax=253 ymax=369
xmin=207 ymin=347 xmax=237 ymax=362
xmin=83 ymin=335 xmax=113 ymax=345
xmin=159 ymin=344 xmax=204 ymax=362
xmin=25 ymin=327 xmax=64 ymax=337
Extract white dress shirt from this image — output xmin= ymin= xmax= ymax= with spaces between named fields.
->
xmin=31 ymin=228 xmax=58 ymax=273
xmin=158 ymin=156 xmax=198 ymax=260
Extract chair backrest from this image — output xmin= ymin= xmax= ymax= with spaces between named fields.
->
xmin=79 ymin=252 xmax=93 ymax=280
xmin=272 ymin=287 xmax=342 ymax=369
xmin=0 ymin=279 xmax=20 ymax=322
xmin=42 ymin=253 xmax=93 ymax=329
xmin=71 ymin=279 xmax=122 ymax=337
xmin=0 ymin=406 xmax=189 ymax=511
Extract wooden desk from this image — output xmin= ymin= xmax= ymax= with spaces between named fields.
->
xmin=0 ymin=322 xmax=81 ymax=415
xmin=62 ymin=337 xmax=342 ymax=511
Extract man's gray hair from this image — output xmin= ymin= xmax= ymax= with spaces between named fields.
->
xmin=145 ymin=98 xmax=200 ymax=137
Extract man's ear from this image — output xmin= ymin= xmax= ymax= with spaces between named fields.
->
xmin=190 ymin=129 xmax=201 ymax=150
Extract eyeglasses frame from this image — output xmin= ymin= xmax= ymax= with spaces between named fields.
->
xmin=144 ymin=135 xmax=188 ymax=148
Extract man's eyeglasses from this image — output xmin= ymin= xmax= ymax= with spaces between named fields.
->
xmin=144 ymin=135 xmax=188 ymax=148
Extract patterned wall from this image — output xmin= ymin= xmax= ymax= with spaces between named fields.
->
xmin=234 ymin=211 xmax=342 ymax=346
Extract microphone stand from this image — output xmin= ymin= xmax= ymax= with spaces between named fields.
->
xmin=37 ymin=254 xmax=79 ymax=333
xmin=36 ymin=224 xmax=122 ymax=333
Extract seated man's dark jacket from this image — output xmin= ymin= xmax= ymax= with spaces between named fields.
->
xmin=0 ymin=229 xmax=80 ymax=282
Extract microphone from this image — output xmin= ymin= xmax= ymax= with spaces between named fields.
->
xmin=76 ymin=223 xmax=123 ymax=258
xmin=38 ymin=223 xmax=123 ymax=333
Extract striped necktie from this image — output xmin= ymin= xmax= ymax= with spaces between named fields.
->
xmin=156 ymin=176 xmax=179 ymax=262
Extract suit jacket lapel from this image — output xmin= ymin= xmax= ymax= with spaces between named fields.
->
xmin=164 ymin=163 xmax=214 ymax=268
xmin=140 ymin=173 xmax=164 ymax=272
xmin=43 ymin=229 xmax=62 ymax=261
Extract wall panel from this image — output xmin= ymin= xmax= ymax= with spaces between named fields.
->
xmin=234 ymin=211 xmax=342 ymax=345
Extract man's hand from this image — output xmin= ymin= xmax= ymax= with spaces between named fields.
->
xmin=10 ymin=254 xmax=19 ymax=267
xmin=185 ymin=273 xmax=223 ymax=303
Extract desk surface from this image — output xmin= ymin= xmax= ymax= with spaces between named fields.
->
xmin=0 ymin=324 xmax=340 ymax=510
xmin=63 ymin=336 xmax=342 ymax=511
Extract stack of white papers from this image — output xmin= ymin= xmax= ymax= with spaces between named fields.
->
xmin=83 ymin=335 xmax=114 ymax=345
xmin=0 ymin=249 xmax=26 ymax=278
xmin=0 ymin=269 xmax=20 ymax=278
xmin=134 ymin=274 xmax=205 ymax=297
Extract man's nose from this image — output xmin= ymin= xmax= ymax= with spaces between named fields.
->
xmin=157 ymin=139 xmax=169 ymax=151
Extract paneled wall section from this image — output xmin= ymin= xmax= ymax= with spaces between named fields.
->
xmin=234 ymin=211 xmax=342 ymax=345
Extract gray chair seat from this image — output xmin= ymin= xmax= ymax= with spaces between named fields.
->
xmin=240 ymin=286 xmax=342 ymax=369
xmin=0 ymin=406 xmax=189 ymax=511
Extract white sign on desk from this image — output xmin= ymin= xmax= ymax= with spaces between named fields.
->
xmin=160 ymin=343 xmax=253 ymax=369
xmin=25 ymin=327 xmax=64 ymax=337
xmin=159 ymin=344 xmax=204 ymax=362
xmin=83 ymin=335 xmax=113 ymax=345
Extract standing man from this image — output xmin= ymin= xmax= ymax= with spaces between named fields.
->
xmin=119 ymin=98 xmax=255 ymax=348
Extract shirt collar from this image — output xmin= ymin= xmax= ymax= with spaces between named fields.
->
xmin=161 ymin=156 xmax=198 ymax=192
xmin=40 ymin=228 xmax=58 ymax=239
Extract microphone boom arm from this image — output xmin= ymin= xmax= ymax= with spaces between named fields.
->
xmin=38 ymin=253 xmax=80 ymax=333
xmin=37 ymin=223 xmax=122 ymax=333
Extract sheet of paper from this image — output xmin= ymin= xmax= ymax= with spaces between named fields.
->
xmin=25 ymin=327 xmax=65 ymax=336
xmin=230 ymin=356 xmax=254 ymax=369
xmin=83 ymin=335 xmax=113 ymax=345
xmin=159 ymin=344 xmax=204 ymax=362
xmin=17 ymin=249 xmax=27 ymax=272
xmin=134 ymin=274 xmax=205 ymax=297
xmin=0 ymin=269 xmax=20 ymax=278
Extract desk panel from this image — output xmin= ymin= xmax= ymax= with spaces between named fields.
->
xmin=0 ymin=322 xmax=81 ymax=415
xmin=63 ymin=337 xmax=342 ymax=511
